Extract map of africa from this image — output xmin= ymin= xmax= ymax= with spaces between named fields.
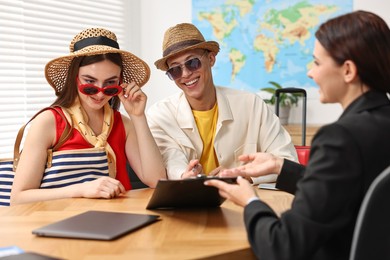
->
xmin=192 ymin=0 xmax=353 ymax=92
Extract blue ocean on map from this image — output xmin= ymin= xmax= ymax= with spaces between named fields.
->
xmin=192 ymin=0 xmax=353 ymax=93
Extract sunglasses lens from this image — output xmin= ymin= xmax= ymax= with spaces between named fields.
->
xmin=82 ymin=86 xmax=99 ymax=95
xmin=185 ymin=58 xmax=201 ymax=71
xmin=167 ymin=66 xmax=183 ymax=80
xmin=166 ymin=58 xmax=202 ymax=80
xmin=103 ymin=87 xmax=121 ymax=96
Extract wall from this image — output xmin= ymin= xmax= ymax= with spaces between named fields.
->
xmin=138 ymin=0 xmax=192 ymax=108
xmin=134 ymin=0 xmax=390 ymax=125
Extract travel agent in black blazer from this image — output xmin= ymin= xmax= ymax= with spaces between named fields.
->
xmin=249 ymin=90 xmax=390 ymax=260
xmin=204 ymin=10 xmax=390 ymax=260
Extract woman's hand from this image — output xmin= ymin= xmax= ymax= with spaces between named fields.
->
xmin=79 ymin=177 xmax=126 ymax=199
xmin=219 ymin=152 xmax=284 ymax=179
xmin=118 ymin=82 xmax=146 ymax=116
xmin=204 ymin=176 xmax=257 ymax=207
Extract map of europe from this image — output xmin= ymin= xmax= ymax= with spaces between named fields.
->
xmin=192 ymin=0 xmax=353 ymax=93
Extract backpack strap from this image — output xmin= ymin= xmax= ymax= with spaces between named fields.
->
xmin=13 ymin=106 xmax=72 ymax=171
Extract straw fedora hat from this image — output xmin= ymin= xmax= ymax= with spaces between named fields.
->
xmin=45 ymin=28 xmax=150 ymax=94
xmin=154 ymin=23 xmax=220 ymax=71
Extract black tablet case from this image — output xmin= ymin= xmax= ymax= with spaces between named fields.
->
xmin=146 ymin=177 xmax=236 ymax=209
xmin=32 ymin=210 xmax=159 ymax=240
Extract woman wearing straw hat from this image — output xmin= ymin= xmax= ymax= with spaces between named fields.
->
xmin=11 ymin=28 xmax=166 ymax=205
xmin=148 ymin=23 xmax=297 ymax=182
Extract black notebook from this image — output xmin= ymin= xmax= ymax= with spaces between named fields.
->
xmin=146 ymin=176 xmax=237 ymax=209
xmin=32 ymin=210 xmax=160 ymax=241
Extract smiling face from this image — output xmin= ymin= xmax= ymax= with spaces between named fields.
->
xmin=166 ymin=49 xmax=217 ymax=110
xmin=307 ymin=40 xmax=347 ymax=105
xmin=77 ymin=59 xmax=121 ymax=110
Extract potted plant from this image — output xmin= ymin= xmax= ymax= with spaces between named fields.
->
xmin=260 ymin=81 xmax=300 ymax=124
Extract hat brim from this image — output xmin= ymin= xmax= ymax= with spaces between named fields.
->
xmin=154 ymin=41 xmax=220 ymax=71
xmin=45 ymin=45 xmax=150 ymax=94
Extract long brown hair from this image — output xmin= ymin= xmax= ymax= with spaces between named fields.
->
xmin=51 ymin=53 xmax=123 ymax=110
xmin=315 ymin=10 xmax=390 ymax=93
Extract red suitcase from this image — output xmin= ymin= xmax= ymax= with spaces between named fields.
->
xmin=275 ymin=88 xmax=310 ymax=165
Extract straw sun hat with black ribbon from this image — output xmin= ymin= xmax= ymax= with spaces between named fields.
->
xmin=45 ymin=28 xmax=150 ymax=95
xmin=154 ymin=23 xmax=220 ymax=71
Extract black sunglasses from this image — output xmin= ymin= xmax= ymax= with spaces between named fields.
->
xmin=166 ymin=52 xmax=207 ymax=80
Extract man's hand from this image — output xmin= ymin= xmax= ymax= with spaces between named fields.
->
xmin=181 ymin=159 xmax=203 ymax=178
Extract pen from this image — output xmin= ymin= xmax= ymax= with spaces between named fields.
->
xmin=192 ymin=163 xmax=200 ymax=173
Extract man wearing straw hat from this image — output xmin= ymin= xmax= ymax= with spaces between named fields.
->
xmin=148 ymin=23 xmax=297 ymax=183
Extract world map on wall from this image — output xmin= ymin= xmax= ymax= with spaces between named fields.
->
xmin=192 ymin=0 xmax=353 ymax=93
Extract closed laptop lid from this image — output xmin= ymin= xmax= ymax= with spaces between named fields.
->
xmin=146 ymin=177 xmax=237 ymax=209
xmin=32 ymin=210 xmax=160 ymax=241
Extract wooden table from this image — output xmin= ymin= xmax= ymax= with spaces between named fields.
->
xmin=0 ymin=188 xmax=293 ymax=260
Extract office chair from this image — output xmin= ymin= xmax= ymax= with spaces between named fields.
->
xmin=126 ymin=163 xmax=148 ymax=189
xmin=349 ymin=165 xmax=390 ymax=260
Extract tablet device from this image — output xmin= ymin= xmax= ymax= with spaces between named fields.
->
xmin=32 ymin=210 xmax=160 ymax=241
xmin=258 ymin=182 xmax=279 ymax=190
xmin=146 ymin=176 xmax=237 ymax=209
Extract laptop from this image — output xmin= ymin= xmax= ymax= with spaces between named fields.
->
xmin=32 ymin=210 xmax=160 ymax=241
xmin=146 ymin=176 xmax=237 ymax=209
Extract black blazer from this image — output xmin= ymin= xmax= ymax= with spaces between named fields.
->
xmin=244 ymin=90 xmax=390 ymax=260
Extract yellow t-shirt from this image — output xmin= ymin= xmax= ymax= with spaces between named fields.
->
xmin=192 ymin=103 xmax=219 ymax=175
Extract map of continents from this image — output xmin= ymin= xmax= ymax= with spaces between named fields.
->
xmin=192 ymin=0 xmax=353 ymax=92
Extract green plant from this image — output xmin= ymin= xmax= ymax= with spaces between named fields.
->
xmin=260 ymin=81 xmax=300 ymax=107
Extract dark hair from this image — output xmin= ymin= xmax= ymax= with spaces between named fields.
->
xmin=51 ymin=53 xmax=123 ymax=110
xmin=315 ymin=10 xmax=390 ymax=93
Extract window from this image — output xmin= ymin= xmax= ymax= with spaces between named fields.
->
xmin=0 ymin=0 xmax=130 ymax=157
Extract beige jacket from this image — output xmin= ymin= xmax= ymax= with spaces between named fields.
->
xmin=147 ymin=87 xmax=298 ymax=184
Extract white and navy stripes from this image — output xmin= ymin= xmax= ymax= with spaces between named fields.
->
xmin=0 ymin=147 xmax=109 ymax=207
